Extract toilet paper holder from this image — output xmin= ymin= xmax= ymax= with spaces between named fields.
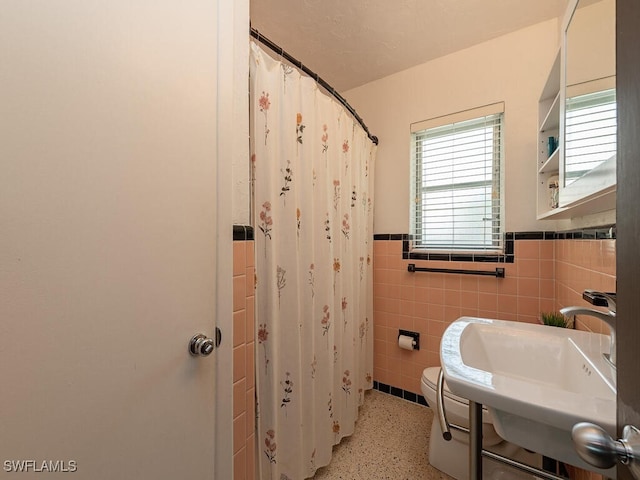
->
xmin=398 ymin=329 xmax=420 ymax=350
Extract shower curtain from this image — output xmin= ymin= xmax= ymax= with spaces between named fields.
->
xmin=250 ymin=41 xmax=376 ymax=480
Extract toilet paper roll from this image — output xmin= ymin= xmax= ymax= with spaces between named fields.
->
xmin=398 ymin=334 xmax=415 ymax=350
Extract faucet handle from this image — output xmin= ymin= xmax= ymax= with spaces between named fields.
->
xmin=583 ymin=290 xmax=616 ymax=313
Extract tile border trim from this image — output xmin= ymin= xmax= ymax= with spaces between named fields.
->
xmin=234 ymin=225 xmax=615 ymax=243
xmin=374 ymin=225 xmax=615 ymax=264
xmin=233 ymin=225 xmax=255 ymax=241
xmin=373 ymin=380 xmax=429 ymax=407
xmin=372 ymin=225 xmax=615 ymax=242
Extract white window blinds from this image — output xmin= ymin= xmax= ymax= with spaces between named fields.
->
xmin=564 ymin=88 xmax=617 ymax=185
xmin=411 ymin=104 xmax=504 ymax=252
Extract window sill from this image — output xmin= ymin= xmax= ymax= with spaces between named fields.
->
xmin=404 ymin=245 xmax=513 ymax=264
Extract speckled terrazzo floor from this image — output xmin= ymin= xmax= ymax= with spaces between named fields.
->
xmin=312 ymin=390 xmax=455 ymax=480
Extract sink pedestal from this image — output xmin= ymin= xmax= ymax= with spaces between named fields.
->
xmin=470 ymin=401 xmax=483 ymax=480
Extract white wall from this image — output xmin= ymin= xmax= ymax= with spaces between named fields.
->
xmin=344 ymin=18 xmax=564 ymax=234
xmin=218 ymin=0 xmax=249 ymax=474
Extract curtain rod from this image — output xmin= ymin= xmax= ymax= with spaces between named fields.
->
xmin=250 ymin=27 xmax=378 ymax=146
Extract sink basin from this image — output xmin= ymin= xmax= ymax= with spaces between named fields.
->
xmin=441 ymin=317 xmax=616 ymax=474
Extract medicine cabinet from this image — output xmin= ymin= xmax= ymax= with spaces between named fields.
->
xmin=536 ymin=0 xmax=616 ymax=219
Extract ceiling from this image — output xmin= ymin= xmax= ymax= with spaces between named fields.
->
xmin=250 ymin=0 xmax=569 ymax=92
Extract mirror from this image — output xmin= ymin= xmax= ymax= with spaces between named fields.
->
xmin=561 ymin=0 xmax=616 ymax=205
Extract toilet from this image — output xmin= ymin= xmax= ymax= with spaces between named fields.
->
xmin=421 ymin=367 xmax=541 ymax=480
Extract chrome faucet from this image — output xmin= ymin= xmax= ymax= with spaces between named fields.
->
xmin=560 ymin=295 xmax=617 ymax=366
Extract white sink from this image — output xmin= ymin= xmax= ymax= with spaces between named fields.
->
xmin=441 ymin=317 xmax=616 ymax=475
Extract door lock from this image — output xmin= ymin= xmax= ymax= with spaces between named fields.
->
xmin=573 ymin=422 xmax=640 ymax=478
xmin=189 ymin=329 xmax=222 ymax=357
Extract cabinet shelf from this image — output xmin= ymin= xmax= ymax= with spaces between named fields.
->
xmin=539 ymin=92 xmax=560 ymax=132
xmin=538 ymin=148 xmax=559 ymax=174
xmin=537 ymin=206 xmax=567 ymax=220
xmin=536 ymin=188 xmax=616 ymax=220
xmin=536 ymin=49 xmax=561 ymax=219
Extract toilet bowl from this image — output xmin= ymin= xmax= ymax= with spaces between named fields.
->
xmin=421 ymin=367 xmax=541 ymax=480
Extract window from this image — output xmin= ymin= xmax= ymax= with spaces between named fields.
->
xmin=410 ymin=103 xmax=504 ymax=253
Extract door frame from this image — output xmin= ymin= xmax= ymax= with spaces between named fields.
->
xmin=615 ymin=1 xmax=640 ymax=479
xmin=214 ymin=0 xmax=245 ymax=477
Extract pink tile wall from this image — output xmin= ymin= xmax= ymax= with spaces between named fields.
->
xmin=233 ymin=240 xmax=256 ymax=480
xmin=555 ymin=239 xmax=616 ymax=333
xmin=373 ymin=238 xmax=615 ymax=395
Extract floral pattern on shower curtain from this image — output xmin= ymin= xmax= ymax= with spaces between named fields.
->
xmin=250 ymin=41 xmax=376 ymax=480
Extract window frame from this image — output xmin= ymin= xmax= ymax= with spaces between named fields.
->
xmin=410 ymin=103 xmax=505 ymax=255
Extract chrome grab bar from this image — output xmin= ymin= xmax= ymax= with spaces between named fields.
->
xmin=436 ymin=368 xmax=469 ymax=440
xmin=436 ymin=368 xmax=453 ymax=440
xmin=408 ymin=263 xmax=505 ymax=278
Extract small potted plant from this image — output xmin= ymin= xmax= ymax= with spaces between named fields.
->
xmin=541 ymin=311 xmax=573 ymax=328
